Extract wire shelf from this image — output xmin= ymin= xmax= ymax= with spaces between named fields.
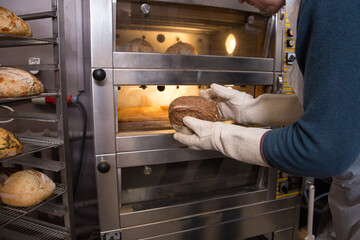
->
xmin=18 ymin=10 xmax=57 ymax=21
xmin=0 ymin=92 xmax=59 ymax=104
xmin=0 ymin=184 xmax=66 ymax=228
xmin=0 ymin=64 xmax=59 ymax=71
xmin=0 ymin=33 xmax=56 ymax=48
xmin=0 ymin=135 xmax=63 ymax=163
xmin=0 ymin=215 xmax=70 ymax=240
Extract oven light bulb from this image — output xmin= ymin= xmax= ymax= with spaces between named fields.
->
xmin=225 ymin=34 xmax=236 ymax=54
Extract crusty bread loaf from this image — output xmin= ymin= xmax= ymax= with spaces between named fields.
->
xmin=169 ymin=96 xmax=220 ymax=134
xmin=125 ymin=38 xmax=154 ymax=53
xmin=0 ymin=127 xmax=23 ymax=159
xmin=166 ymin=41 xmax=198 ymax=55
xmin=0 ymin=67 xmax=44 ymax=98
xmin=0 ymin=169 xmax=56 ymax=207
xmin=0 ymin=7 xmax=32 ymax=37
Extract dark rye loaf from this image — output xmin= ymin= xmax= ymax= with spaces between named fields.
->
xmin=169 ymin=96 xmax=220 ymax=135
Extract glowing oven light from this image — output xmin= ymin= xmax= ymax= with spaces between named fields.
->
xmin=225 ymin=34 xmax=236 ymax=54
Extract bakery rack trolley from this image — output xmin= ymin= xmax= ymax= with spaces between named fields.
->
xmin=0 ymin=0 xmax=75 ymax=239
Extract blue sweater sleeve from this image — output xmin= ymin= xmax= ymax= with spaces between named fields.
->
xmin=263 ymin=0 xmax=360 ymax=177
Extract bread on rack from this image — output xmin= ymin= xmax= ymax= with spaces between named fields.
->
xmin=0 ymin=169 xmax=56 ymax=207
xmin=0 ymin=127 xmax=23 ymax=159
xmin=168 ymin=96 xmax=220 ymax=135
xmin=124 ymin=38 xmax=154 ymax=53
xmin=0 ymin=67 xmax=44 ymax=98
xmin=166 ymin=41 xmax=198 ymax=55
xmin=0 ymin=7 xmax=32 ymax=37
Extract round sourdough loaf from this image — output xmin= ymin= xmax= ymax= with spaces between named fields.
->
xmin=169 ymin=96 xmax=220 ymax=135
xmin=0 ymin=127 xmax=23 ymax=159
xmin=0 ymin=7 xmax=32 ymax=37
xmin=0 ymin=67 xmax=44 ymax=98
xmin=0 ymin=169 xmax=56 ymax=207
xmin=166 ymin=41 xmax=198 ymax=55
xmin=125 ymin=38 xmax=154 ymax=53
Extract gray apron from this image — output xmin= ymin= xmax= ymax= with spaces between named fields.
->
xmin=328 ymin=155 xmax=360 ymax=240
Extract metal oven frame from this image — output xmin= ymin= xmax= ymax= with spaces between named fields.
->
xmin=89 ymin=1 xmax=301 ymax=239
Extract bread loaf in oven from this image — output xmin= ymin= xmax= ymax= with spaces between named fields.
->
xmin=0 ymin=169 xmax=56 ymax=207
xmin=0 ymin=67 xmax=44 ymax=98
xmin=0 ymin=127 xmax=23 ymax=159
xmin=169 ymin=96 xmax=220 ymax=134
xmin=124 ymin=38 xmax=154 ymax=53
xmin=0 ymin=7 xmax=32 ymax=37
xmin=166 ymin=41 xmax=198 ymax=55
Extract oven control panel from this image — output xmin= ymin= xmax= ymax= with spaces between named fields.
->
xmin=282 ymin=13 xmax=297 ymax=94
xmin=276 ymin=13 xmax=302 ymax=199
xmin=284 ymin=20 xmax=296 ymax=66
xmin=276 ymin=170 xmax=302 ymax=198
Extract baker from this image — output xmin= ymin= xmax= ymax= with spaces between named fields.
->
xmin=173 ymin=0 xmax=360 ymax=239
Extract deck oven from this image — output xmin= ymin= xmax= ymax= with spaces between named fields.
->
xmin=89 ymin=1 xmax=303 ymax=239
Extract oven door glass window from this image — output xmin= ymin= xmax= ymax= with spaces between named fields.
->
xmin=116 ymin=1 xmax=268 ymax=57
xmin=120 ymin=157 xmax=264 ymax=211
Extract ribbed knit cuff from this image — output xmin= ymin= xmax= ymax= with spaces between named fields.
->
xmin=260 ymin=130 xmax=273 ymax=167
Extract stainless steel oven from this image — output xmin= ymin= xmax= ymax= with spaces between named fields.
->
xmin=89 ymin=1 xmax=302 ymax=239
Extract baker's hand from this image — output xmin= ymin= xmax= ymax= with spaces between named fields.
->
xmin=200 ymin=83 xmax=253 ymax=123
xmin=174 ymin=116 xmax=220 ymax=151
xmin=174 ymin=116 xmax=271 ymax=167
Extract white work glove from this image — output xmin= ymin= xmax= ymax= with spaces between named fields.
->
xmin=200 ymin=83 xmax=303 ymax=126
xmin=174 ymin=116 xmax=270 ymax=167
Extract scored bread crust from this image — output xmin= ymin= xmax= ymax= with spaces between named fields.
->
xmin=0 ymin=169 xmax=56 ymax=207
xmin=169 ymin=96 xmax=220 ymax=134
xmin=0 ymin=67 xmax=44 ymax=98
xmin=166 ymin=41 xmax=198 ymax=55
xmin=0 ymin=127 xmax=23 ymax=159
xmin=0 ymin=7 xmax=32 ymax=37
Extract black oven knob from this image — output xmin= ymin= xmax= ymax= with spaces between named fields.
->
xmin=287 ymin=28 xmax=294 ymax=37
xmin=93 ymin=69 xmax=106 ymax=81
xmin=97 ymin=161 xmax=110 ymax=173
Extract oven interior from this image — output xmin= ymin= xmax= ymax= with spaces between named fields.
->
xmin=115 ymin=0 xmax=271 ymax=58
xmin=116 ymin=84 xmax=269 ymax=135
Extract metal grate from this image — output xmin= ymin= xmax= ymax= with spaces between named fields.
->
xmin=0 ymin=184 xmax=66 ymax=228
xmin=0 ymin=136 xmax=63 ymax=163
xmin=0 ymin=92 xmax=59 ymax=104
xmin=18 ymin=10 xmax=57 ymax=21
xmin=0 ymin=33 xmax=56 ymax=48
xmin=0 ymin=64 xmax=59 ymax=71
xmin=7 ymin=156 xmax=65 ymax=172
xmin=0 ymin=215 xmax=70 ymax=240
